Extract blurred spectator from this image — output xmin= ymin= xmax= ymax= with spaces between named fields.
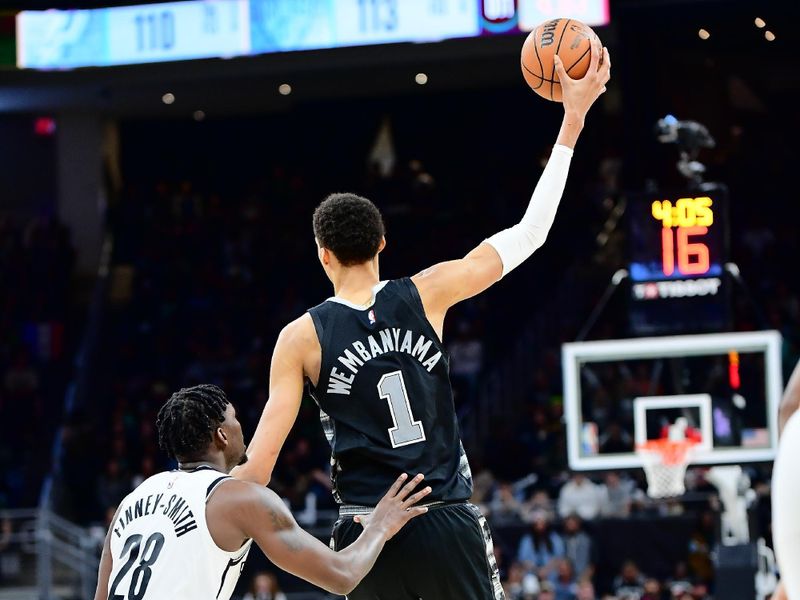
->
xmin=504 ymin=561 xmax=540 ymax=600
xmin=552 ymin=559 xmax=578 ymax=600
xmin=539 ymin=581 xmax=556 ymax=600
xmin=0 ymin=213 xmax=75 ymax=509
xmin=558 ymin=474 xmax=604 ymax=520
xmin=0 ymin=514 xmax=18 ymax=584
xmin=687 ymin=512 xmax=715 ymax=583
xmin=524 ymin=489 xmax=556 ymax=522
xmin=470 ymin=465 xmax=496 ymax=510
xmin=131 ymin=455 xmax=156 ymax=489
xmin=521 ymin=407 xmax=560 ymax=475
xmin=243 ymin=572 xmax=287 ymax=600
xmin=489 ymin=482 xmax=525 ymax=525
xmin=96 ymin=459 xmax=129 ymax=513
xmin=562 ymin=514 xmax=594 ymax=581
xmin=641 ymin=578 xmax=663 ymax=600
xmin=576 ymin=580 xmax=596 ymax=600
xmin=517 ymin=511 xmax=565 ymax=580
xmin=689 ymin=583 xmax=710 ymax=600
xmin=447 ymin=321 xmax=484 ymax=408
xmin=667 ymin=562 xmax=692 ymax=597
xmin=613 ymin=560 xmax=647 ymax=600
xmin=0 ymin=515 xmax=11 ymax=553
xmin=600 ymin=472 xmax=637 ymax=518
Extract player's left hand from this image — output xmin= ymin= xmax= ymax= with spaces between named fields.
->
xmin=554 ymin=35 xmax=610 ymax=120
xmin=353 ymin=473 xmax=431 ymax=539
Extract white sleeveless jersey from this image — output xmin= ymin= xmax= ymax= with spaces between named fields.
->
xmin=107 ymin=467 xmax=252 ymax=600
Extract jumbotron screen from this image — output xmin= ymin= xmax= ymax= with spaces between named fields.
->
xmin=16 ymin=0 xmax=609 ymax=69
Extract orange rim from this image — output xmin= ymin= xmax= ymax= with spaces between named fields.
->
xmin=636 ymin=439 xmax=700 ymax=466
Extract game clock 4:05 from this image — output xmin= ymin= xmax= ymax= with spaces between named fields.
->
xmin=628 ymin=188 xmax=728 ymax=284
xmin=651 ymin=196 xmax=714 ymax=277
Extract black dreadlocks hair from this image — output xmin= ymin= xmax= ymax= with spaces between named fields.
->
xmin=156 ymin=384 xmax=229 ymax=462
xmin=313 ymin=193 xmax=385 ymax=266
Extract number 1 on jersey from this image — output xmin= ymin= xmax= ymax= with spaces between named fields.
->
xmin=377 ymin=371 xmax=426 ymax=448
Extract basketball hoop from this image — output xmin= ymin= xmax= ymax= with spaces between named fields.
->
xmin=637 ymin=438 xmax=700 ymax=498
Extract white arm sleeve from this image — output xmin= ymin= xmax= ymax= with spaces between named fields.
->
xmin=484 ymin=144 xmax=573 ymax=277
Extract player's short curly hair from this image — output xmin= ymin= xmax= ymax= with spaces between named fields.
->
xmin=313 ymin=193 xmax=385 ymax=266
xmin=156 ymin=384 xmax=229 ymax=462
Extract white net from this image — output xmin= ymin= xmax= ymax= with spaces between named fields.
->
xmin=637 ymin=441 xmax=697 ymax=499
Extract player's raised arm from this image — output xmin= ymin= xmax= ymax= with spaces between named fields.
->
xmin=412 ymin=38 xmax=610 ymax=322
xmin=218 ymin=474 xmax=430 ymax=596
xmin=232 ymin=314 xmax=318 ymax=485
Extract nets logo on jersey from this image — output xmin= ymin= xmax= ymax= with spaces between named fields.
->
xmin=368 ymin=309 xmax=376 ymax=325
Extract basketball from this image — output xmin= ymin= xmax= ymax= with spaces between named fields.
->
xmin=521 ymin=18 xmax=600 ymax=102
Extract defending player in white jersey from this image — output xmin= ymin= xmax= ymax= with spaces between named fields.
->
xmin=772 ymin=360 xmax=800 ymax=600
xmin=93 ymin=384 xmax=431 ymax=600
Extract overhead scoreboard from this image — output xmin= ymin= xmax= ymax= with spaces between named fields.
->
xmin=17 ymin=0 xmax=609 ymax=69
xmin=627 ymin=185 xmax=730 ymax=334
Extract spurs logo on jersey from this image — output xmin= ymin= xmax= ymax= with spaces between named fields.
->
xmin=308 ymin=278 xmax=473 ymax=507
xmin=108 ymin=467 xmax=251 ymax=600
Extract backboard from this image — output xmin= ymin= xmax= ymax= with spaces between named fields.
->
xmin=563 ymin=330 xmax=782 ymax=470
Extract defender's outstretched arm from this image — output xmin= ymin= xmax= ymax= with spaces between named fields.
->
xmin=412 ymin=39 xmax=610 ymax=325
xmin=216 ymin=474 xmax=430 ymax=596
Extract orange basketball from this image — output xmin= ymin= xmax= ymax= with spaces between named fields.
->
xmin=521 ymin=18 xmax=600 ymax=102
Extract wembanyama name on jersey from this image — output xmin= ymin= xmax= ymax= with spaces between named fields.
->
xmin=327 ymin=327 xmax=443 ymax=396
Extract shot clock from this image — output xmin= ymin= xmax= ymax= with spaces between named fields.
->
xmin=628 ymin=185 xmax=730 ymax=334
xmin=649 ymin=196 xmax=717 ymax=278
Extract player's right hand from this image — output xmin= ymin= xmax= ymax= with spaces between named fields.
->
xmin=354 ymin=473 xmax=431 ymax=539
xmin=554 ymin=35 xmax=610 ymax=120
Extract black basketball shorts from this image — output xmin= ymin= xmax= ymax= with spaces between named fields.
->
xmin=331 ymin=502 xmax=505 ymax=600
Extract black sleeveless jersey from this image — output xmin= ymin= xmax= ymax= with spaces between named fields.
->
xmin=308 ymin=278 xmax=473 ymax=506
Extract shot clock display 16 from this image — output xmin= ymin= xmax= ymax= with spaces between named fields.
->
xmin=650 ymin=196 xmax=715 ymax=277
xmin=628 ymin=185 xmax=730 ymax=334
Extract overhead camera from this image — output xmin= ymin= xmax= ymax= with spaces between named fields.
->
xmin=655 ymin=115 xmax=716 ymax=184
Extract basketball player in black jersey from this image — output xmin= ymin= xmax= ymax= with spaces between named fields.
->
xmin=234 ymin=41 xmax=611 ymax=599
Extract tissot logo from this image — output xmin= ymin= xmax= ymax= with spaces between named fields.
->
xmin=632 ymin=278 xmax=722 ymax=301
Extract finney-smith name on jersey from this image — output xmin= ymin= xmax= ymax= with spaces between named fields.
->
xmin=327 ymin=328 xmax=443 ymax=396
xmin=112 ymin=491 xmax=198 ymax=540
